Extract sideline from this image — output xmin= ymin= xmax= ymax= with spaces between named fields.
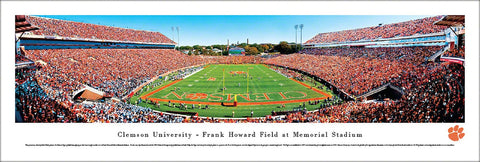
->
xmin=140 ymin=79 xmax=183 ymax=100
xmin=123 ymin=64 xmax=206 ymax=100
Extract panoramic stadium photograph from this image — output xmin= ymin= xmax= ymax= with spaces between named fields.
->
xmin=15 ymin=15 xmax=465 ymax=123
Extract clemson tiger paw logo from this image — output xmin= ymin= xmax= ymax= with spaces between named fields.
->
xmin=448 ymin=125 xmax=465 ymax=141
xmin=186 ymin=93 xmax=208 ymax=100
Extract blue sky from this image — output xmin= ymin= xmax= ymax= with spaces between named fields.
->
xmin=36 ymin=15 xmax=434 ymax=46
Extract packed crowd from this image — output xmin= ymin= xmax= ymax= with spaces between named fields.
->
xmin=25 ymin=16 xmax=174 ymax=44
xmin=15 ymin=53 xmax=33 ymax=65
xmin=268 ymin=46 xmax=444 ymax=96
xmin=265 ymin=54 xmax=405 ymax=96
xmin=15 ymin=67 xmax=36 ymax=88
xmin=15 ymin=55 xmax=209 ymax=123
xmin=16 ymin=78 xmax=78 ymax=122
xmin=301 ymin=46 xmax=443 ymax=64
xmin=305 ymin=16 xmax=447 ymax=44
xmin=15 ymin=66 xmax=185 ymax=123
xmin=216 ymin=45 xmax=463 ymax=123
xmin=443 ymin=46 xmax=465 ymax=58
xmin=16 ymin=61 xmax=464 ymax=123
xmin=15 ymin=78 xmax=185 ymax=123
xmin=17 ymin=47 xmax=464 ymax=123
xmin=15 ymin=77 xmax=281 ymax=123
xmin=277 ymin=62 xmax=464 ymax=123
xmin=15 ymin=14 xmax=464 ymax=123
xmin=25 ymin=49 xmax=206 ymax=99
xmin=72 ymin=102 xmax=188 ymax=123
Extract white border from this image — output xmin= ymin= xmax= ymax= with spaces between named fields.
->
xmin=1 ymin=1 xmax=479 ymax=161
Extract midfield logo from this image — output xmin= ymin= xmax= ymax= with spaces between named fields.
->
xmin=207 ymin=77 xmax=216 ymax=81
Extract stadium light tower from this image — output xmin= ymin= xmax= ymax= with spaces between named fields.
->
xmin=171 ymin=26 xmax=175 ymax=43
xmin=300 ymin=24 xmax=304 ymax=51
xmin=176 ymin=26 xmax=180 ymax=49
xmin=295 ymin=25 xmax=298 ymax=51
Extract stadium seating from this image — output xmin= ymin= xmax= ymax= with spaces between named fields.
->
xmin=15 ymin=53 xmax=32 ymax=65
xmin=301 ymin=46 xmax=443 ymax=64
xmin=305 ymin=16 xmax=447 ymax=44
xmin=443 ymin=46 xmax=465 ymax=58
xmin=16 ymin=78 xmax=78 ymax=122
xmin=25 ymin=16 xmax=174 ymax=44
xmin=264 ymin=18 xmax=463 ymax=123
xmin=282 ymin=62 xmax=464 ymax=123
xmin=15 ymin=15 xmax=464 ymax=123
xmin=25 ymin=49 xmax=206 ymax=99
xmin=16 ymin=47 xmax=34 ymax=65
xmin=15 ymin=68 xmax=36 ymax=88
xmin=265 ymin=54 xmax=403 ymax=96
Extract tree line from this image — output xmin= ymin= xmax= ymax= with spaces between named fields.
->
xmin=176 ymin=41 xmax=302 ymax=56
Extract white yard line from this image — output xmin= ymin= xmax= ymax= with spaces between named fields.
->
xmin=183 ymin=68 xmax=204 ymax=79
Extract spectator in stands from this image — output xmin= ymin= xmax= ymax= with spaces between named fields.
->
xmin=25 ymin=49 xmax=208 ymax=99
xmin=16 ymin=14 xmax=463 ymax=123
xmin=305 ymin=16 xmax=447 ymax=44
xmin=26 ymin=16 xmax=175 ymax=44
xmin=443 ymin=47 xmax=465 ymax=58
xmin=267 ymin=46 xmax=442 ymax=96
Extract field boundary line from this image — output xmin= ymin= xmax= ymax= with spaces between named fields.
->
xmin=142 ymin=66 xmax=334 ymax=106
xmin=290 ymin=78 xmax=332 ymax=97
xmin=140 ymin=79 xmax=183 ymax=100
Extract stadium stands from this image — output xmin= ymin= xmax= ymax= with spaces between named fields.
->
xmin=16 ymin=78 xmax=78 ymax=122
xmin=305 ymin=16 xmax=447 ymax=44
xmin=443 ymin=45 xmax=465 ymax=58
xmin=25 ymin=16 xmax=175 ymax=44
xmin=25 ymin=49 xmax=206 ymax=99
xmin=262 ymin=15 xmax=464 ymax=123
xmin=265 ymin=53 xmax=405 ymax=96
xmin=15 ymin=15 xmax=464 ymax=123
xmin=280 ymin=62 xmax=464 ymax=123
xmin=16 ymin=15 xmax=38 ymax=33
xmin=264 ymin=46 xmax=444 ymax=96
xmin=15 ymin=67 xmax=36 ymax=87
xmin=15 ymin=53 xmax=33 ymax=65
xmin=16 ymin=47 xmax=35 ymax=69
xmin=17 ymin=49 xmax=210 ymax=123
xmin=301 ymin=46 xmax=442 ymax=64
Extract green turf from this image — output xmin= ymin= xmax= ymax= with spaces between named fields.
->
xmin=130 ymin=64 xmax=339 ymax=118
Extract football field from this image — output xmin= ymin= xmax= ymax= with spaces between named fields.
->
xmin=133 ymin=64 xmax=336 ymax=118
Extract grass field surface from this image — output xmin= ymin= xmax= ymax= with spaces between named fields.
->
xmin=132 ymin=64 xmax=337 ymax=118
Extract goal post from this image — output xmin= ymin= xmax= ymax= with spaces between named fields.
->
xmin=223 ymin=68 xmax=225 ymax=95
